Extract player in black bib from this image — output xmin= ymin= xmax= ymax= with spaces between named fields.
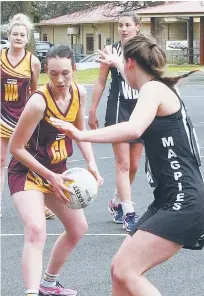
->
xmin=52 ymin=35 xmax=204 ymax=296
xmin=88 ymin=12 xmax=143 ymax=231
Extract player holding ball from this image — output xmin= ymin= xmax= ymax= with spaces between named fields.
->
xmin=8 ymin=44 xmax=103 ymax=296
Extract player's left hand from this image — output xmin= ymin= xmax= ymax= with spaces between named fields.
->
xmin=96 ymin=47 xmax=122 ymax=68
xmin=50 ymin=117 xmax=84 ymax=141
xmin=88 ymin=161 xmax=104 ymax=187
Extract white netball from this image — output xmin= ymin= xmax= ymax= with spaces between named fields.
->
xmin=64 ymin=167 xmax=98 ymax=209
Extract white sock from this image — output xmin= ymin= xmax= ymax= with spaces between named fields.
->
xmin=112 ymin=190 xmax=121 ymax=205
xmin=25 ymin=289 xmax=38 ymax=295
xmin=121 ymin=201 xmax=135 ymax=215
xmin=41 ymin=270 xmax=59 ymax=288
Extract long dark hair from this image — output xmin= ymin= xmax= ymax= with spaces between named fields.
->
xmin=123 ymin=34 xmax=198 ymax=88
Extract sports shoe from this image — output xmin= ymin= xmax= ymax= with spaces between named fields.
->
xmin=39 ymin=281 xmax=77 ymax=295
xmin=45 ymin=207 xmax=55 ymax=220
xmin=123 ymin=212 xmax=138 ymax=232
xmin=108 ymin=200 xmax=123 ymax=224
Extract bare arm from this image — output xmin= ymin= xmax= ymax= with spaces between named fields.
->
xmin=88 ymin=46 xmax=110 ymax=129
xmin=51 ymin=81 xmax=162 ymax=144
xmin=83 ymin=82 xmax=162 ymax=142
xmin=75 ymin=85 xmax=103 ymax=184
xmin=10 ymin=94 xmax=73 ymax=202
xmin=97 ymin=47 xmax=127 ymax=82
xmin=30 ymin=55 xmax=41 ymax=94
xmin=10 ymin=94 xmax=54 ymax=179
xmin=90 ymin=46 xmax=111 ymax=111
xmin=75 ymin=85 xmax=94 ymax=160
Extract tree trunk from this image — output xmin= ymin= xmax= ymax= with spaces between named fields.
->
xmin=19 ymin=1 xmax=36 ymax=55
xmin=151 ymin=17 xmax=166 ymax=50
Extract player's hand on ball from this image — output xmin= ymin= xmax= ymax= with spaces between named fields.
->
xmin=48 ymin=172 xmax=74 ymax=204
xmin=50 ymin=117 xmax=83 ymax=141
xmin=88 ymin=161 xmax=104 ymax=187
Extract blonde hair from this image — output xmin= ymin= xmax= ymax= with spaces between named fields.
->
xmin=8 ymin=13 xmax=33 ymax=39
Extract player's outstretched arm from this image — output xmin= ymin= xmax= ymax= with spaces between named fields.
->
xmin=51 ymin=81 xmax=162 ymax=144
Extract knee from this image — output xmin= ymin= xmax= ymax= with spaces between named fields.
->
xmin=24 ymin=223 xmax=46 ymax=247
xmin=115 ymin=159 xmax=130 ymax=173
xmin=69 ymin=219 xmax=88 ymax=242
xmin=129 ymin=162 xmax=139 ymax=176
xmin=111 ymin=258 xmax=127 ymax=285
xmin=111 ymin=257 xmax=142 ymax=287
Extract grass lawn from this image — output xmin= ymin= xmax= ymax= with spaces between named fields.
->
xmin=39 ymin=65 xmax=204 ymax=86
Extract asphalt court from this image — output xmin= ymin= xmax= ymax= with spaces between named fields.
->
xmin=1 ymin=72 xmax=204 ymax=296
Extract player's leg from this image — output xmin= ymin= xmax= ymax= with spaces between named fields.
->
xmin=129 ymin=142 xmax=143 ymax=185
xmin=39 ymin=194 xmax=88 ymax=295
xmin=109 ymin=143 xmax=137 ymax=230
xmin=122 ymin=142 xmax=143 ymax=232
xmin=12 ymin=190 xmax=46 ymax=295
xmin=0 ymin=137 xmax=9 ymax=216
xmin=111 ymin=230 xmax=182 ymax=296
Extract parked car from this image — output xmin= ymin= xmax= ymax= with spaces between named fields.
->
xmin=74 ymin=53 xmax=85 ymax=63
xmin=0 ymin=39 xmax=10 ymax=50
xmin=36 ymin=41 xmax=53 ymax=72
xmin=76 ymin=53 xmax=100 ymax=70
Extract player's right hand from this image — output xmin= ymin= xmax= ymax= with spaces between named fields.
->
xmin=48 ymin=173 xmax=74 ymax=205
xmin=88 ymin=110 xmax=99 ymax=129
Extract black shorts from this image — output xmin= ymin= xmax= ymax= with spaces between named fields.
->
xmin=130 ymin=186 xmax=204 ymax=250
xmin=105 ymin=99 xmax=143 ymax=144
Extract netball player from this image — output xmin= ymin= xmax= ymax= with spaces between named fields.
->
xmin=88 ymin=12 xmax=143 ymax=231
xmin=8 ymin=45 xmax=103 ymax=296
xmin=51 ymin=35 xmax=204 ymax=296
xmin=0 ymin=14 xmax=55 ymax=219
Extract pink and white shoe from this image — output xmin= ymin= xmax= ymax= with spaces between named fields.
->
xmin=39 ymin=281 xmax=77 ymax=295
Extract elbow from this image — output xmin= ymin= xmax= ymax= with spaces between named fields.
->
xmin=10 ymin=142 xmax=21 ymax=158
xmin=129 ymin=125 xmax=142 ymax=140
xmin=9 ymin=142 xmax=16 ymax=156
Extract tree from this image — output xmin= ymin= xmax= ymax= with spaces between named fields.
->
xmin=19 ymin=1 xmax=36 ymax=54
xmin=102 ymin=1 xmax=166 ymax=49
xmin=1 ymin=0 xmax=168 ymax=49
xmin=102 ymin=1 xmax=166 ymax=17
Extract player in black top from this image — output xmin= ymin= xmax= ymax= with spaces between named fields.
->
xmin=88 ymin=12 xmax=143 ymax=231
xmin=51 ymin=35 xmax=204 ymax=296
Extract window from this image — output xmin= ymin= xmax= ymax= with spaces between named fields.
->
xmin=86 ymin=34 xmax=94 ymax=54
xmin=98 ymin=34 xmax=101 ymax=50
xmin=43 ymin=34 xmax=48 ymax=41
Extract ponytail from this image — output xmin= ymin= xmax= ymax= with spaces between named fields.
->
xmin=159 ymin=70 xmax=199 ymax=88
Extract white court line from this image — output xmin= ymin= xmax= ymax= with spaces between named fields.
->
xmin=67 ymin=155 xmax=204 ymax=161
xmin=68 ymin=155 xmax=115 ymax=163
xmin=1 ymin=233 xmax=127 ymax=237
xmin=4 ymin=153 xmax=204 ymax=168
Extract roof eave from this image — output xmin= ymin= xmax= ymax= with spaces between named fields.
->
xmin=137 ymin=12 xmax=204 ymax=17
xmin=36 ymin=20 xmax=117 ymax=26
